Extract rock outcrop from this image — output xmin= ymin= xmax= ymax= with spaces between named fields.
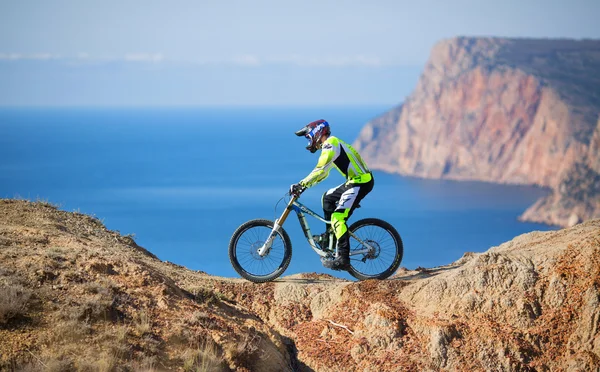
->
xmin=354 ymin=37 xmax=600 ymax=227
xmin=1 ymin=199 xmax=599 ymax=371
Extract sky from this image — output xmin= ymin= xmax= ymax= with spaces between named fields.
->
xmin=1 ymin=0 xmax=599 ymax=106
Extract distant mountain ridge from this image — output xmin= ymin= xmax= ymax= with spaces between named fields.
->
xmin=353 ymin=37 xmax=600 ymax=227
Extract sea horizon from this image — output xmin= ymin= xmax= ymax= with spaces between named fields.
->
xmin=0 ymin=106 xmax=557 ymax=280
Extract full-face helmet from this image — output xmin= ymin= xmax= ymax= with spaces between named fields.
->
xmin=295 ymin=119 xmax=331 ymax=153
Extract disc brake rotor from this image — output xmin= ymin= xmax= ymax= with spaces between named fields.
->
xmin=250 ymin=241 xmax=267 ymax=260
xmin=361 ymin=239 xmax=381 ymax=261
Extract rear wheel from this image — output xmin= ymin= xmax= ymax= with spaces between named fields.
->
xmin=346 ymin=218 xmax=403 ymax=280
xmin=228 ymin=219 xmax=292 ymax=283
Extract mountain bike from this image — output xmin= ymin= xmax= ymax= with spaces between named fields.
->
xmin=228 ymin=190 xmax=403 ymax=283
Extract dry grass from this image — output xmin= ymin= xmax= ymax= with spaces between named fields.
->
xmin=52 ymin=319 xmax=92 ymax=342
xmin=133 ymin=356 xmax=158 ymax=371
xmin=0 ymin=283 xmax=32 ymax=324
xmin=135 ymin=310 xmax=152 ymax=335
xmin=233 ymin=332 xmax=261 ymax=360
xmin=44 ymin=246 xmax=71 ymax=261
xmin=182 ymin=338 xmax=224 ymax=372
xmin=188 ymin=286 xmax=233 ymax=305
xmin=18 ymin=356 xmax=75 ymax=372
xmin=95 ymin=351 xmax=118 ymax=372
xmin=115 ymin=323 xmax=129 ymax=343
xmin=0 ymin=199 xmax=254 ymax=371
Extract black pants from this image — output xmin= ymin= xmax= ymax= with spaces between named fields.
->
xmin=322 ymin=177 xmax=374 ymax=253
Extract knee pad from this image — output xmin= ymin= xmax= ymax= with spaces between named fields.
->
xmin=331 ymin=210 xmax=350 ymax=239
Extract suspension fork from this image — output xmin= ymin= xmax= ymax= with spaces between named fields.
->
xmin=257 ymin=196 xmax=297 ymax=256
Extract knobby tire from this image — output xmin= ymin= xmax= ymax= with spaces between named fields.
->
xmin=346 ymin=218 xmax=403 ymax=280
xmin=228 ymin=219 xmax=292 ymax=283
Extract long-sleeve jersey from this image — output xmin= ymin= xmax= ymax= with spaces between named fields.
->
xmin=300 ymin=136 xmax=372 ymax=188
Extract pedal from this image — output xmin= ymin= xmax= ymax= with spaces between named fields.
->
xmin=320 ymin=256 xmax=349 ymax=271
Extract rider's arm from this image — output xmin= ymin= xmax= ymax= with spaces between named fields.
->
xmin=299 ymin=142 xmax=336 ymax=188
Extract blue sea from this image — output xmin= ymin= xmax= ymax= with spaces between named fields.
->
xmin=0 ymin=107 xmax=555 ymax=280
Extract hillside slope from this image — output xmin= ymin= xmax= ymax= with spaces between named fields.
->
xmin=0 ymin=199 xmax=294 ymax=371
xmin=1 ymin=199 xmax=599 ymax=371
xmin=354 ymin=37 xmax=600 ymax=227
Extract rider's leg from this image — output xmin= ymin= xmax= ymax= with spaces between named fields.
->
xmin=326 ymin=184 xmax=360 ymax=269
xmin=325 ymin=179 xmax=374 ymax=270
xmin=322 ymin=183 xmax=345 ymax=231
xmin=331 ymin=209 xmax=351 ymax=269
xmin=318 ymin=184 xmax=345 ymax=247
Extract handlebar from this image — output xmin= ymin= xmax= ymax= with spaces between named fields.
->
xmin=289 ymin=184 xmax=306 ymax=198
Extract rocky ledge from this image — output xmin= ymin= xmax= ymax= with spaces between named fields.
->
xmin=1 ymin=199 xmax=599 ymax=371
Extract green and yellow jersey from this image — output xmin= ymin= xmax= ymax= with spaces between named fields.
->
xmin=300 ymin=136 xmax=372 ymax=188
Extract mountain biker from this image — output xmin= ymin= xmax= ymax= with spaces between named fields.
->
xmin=290 ymin=119 xmax=374 ymax=271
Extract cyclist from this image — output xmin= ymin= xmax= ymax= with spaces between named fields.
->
xmin=290 ymin=119 xmax=374 ymax=271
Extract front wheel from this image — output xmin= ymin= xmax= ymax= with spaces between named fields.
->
xmin=229 ymin=219 xmax=292 ymax=283
xmin=347 ymin=218 xmax=403 ymax=280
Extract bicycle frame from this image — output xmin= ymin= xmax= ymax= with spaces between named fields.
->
xmin=257 ymin=195 xmax=375 ymax=258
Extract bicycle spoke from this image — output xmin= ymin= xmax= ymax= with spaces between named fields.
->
xmin=349 ymin=223 xmax=400 ymax=277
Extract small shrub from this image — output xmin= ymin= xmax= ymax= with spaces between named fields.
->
xmin=44 ymin=358 xmax=75 ymax=372
xmin=17 ymin=356 xmax=75 ymax=372
xmin=82 ymin=280 xmax=114 ymax=296
xmin=182 ymin=338 xmax=223 ymax=372
xmin=0 ymin=284 xmax=32 ymax=324
xmin=79 ymin=294 xmax=118 ymax=322
xmin=235 ymin=332 xmax=261 ymax=359
xmin=44 ymin=247 xmax=68 ymax=261
xmin=71 ymin=280 xmax=119 ymax=322
xmin=115 ymin=323 xmax=129 ymax=343
xmin=221 ymin=330 xmax=266 ymax=369
xmin=95 ymin=351 xmax=117 ymax=372
xmin=109 ymin=341 xmax=132 ymax=364
xmin=135 ymin=311 xmax=152 ymax=335
xmin=188 ymin=287 xmax=233 ymax=305
xmin=133 ymin=356 xmax=157 ymax=372
xmin=189 ymin=287 xmax=217 ymax=304
xmin=187 ymin=311 xmax=218 ymax=330
xmin=35 ymin=197 xmax=61 ymax=209
xmin=141 ymin=334 xmax=161 ymax=355
xmin=52 ymin=319 xmax=92 ymax=342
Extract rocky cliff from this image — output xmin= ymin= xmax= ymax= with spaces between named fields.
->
xmin=1 ymin=199 xmax=599 ymax=371
xmin=353 ymin=37 xmax=600 ymax=227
